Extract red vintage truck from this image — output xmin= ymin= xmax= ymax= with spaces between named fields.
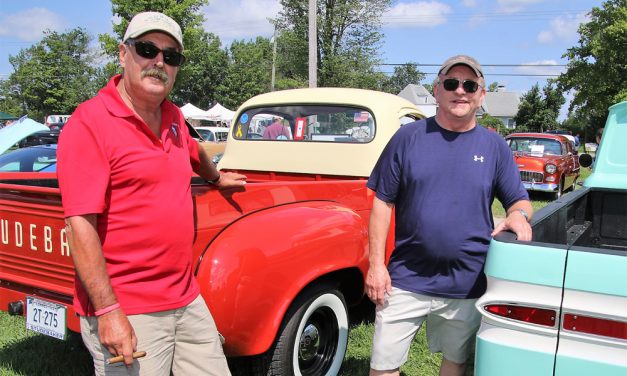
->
xmin=0 ymin=88 xmax=424 ymax=375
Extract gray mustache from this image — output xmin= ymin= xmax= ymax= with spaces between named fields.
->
xmin=141 ymin=68 xmax=169 ymax=84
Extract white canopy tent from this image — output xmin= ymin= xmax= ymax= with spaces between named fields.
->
xmin=180 ymin=103 xmax=211 ymax=120
xmin=205 ymin=103 xmax=235 ymax=123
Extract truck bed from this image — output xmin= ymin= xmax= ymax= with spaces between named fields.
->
xmin=531 ymin=186 xmax=627 ymax=251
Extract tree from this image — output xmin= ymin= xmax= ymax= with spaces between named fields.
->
xmin=543 ymin=80 xmax=566 ymax=126
xmin=217 ymin=37 xmax=273 ymax=110
xmin=487 ymin=82 xmax=500 ymax=92
xmin=3 ymin=28 xmax=99 ymax=121
xmin=478 ymin=113 xmax=505 ymax=133
xmin=382 ymin=63 xmax=426 ymax=94
xmin=276 ymin=0 xmax=392 ymax=89
xmin=558 ymin=0 xmax=627 ymax=130
xmin=514 ymin=83 xmax=565 ymax=132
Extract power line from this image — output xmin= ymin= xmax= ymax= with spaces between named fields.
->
xmin=377 ymin=63 xmax=567 ymax=67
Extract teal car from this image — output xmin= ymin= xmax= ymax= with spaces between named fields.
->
xmin=475 ymin=101 xmax=627 ymax=376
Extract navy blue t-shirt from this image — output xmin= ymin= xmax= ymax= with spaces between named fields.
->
xmin=367 ymin=117 xmax=528 ymax=298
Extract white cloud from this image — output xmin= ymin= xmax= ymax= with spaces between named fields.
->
xmin=537 ymin=12 xmax=589 ymax=44
xmin=383 ymin=1 xmax=452 ymax=28
xmin=515 ymin=59 xmax=565 ymax=77
xmin=497 ymin=0 xmax=543 ymax=14
xmin=462 ymin=0 xmax=477 ymax=7
xmin=202 ymin=0 xmax=281 ymax=42
xmin=0 ymin=8 xmax=65 ymax=41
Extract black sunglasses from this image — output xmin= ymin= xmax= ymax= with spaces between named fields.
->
xmin=126 ymin=39 xmax=186 ymax=67
xmin=442 ymin=78 xmax=482 ymax=93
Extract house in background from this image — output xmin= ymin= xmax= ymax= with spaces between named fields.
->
xmin=481 ymin=86 xmax=520 ymax=129
xmin=397 ymin=84 xmax=437 ymax=117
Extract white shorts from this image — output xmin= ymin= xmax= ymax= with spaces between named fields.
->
xmin=370 ymin=287 xmax=481 ymax=371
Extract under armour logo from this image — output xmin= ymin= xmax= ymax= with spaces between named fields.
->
xmin=474 ymin=155 xmax=484 ymax=163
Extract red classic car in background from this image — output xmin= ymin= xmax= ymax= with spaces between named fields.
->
xmin=505 ymin=133 xmax=580 ymax=200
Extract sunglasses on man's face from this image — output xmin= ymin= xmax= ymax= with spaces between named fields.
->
xmin=441 ymin=78 xmax=482 ymax=93
xmin=126 ymin=39 xmax=186 ymax=67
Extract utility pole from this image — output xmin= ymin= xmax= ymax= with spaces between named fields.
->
xmin=271 ymin=20 xmax=277 ymax=91
xmin=308 ymin=0 xmax=317 ymax=88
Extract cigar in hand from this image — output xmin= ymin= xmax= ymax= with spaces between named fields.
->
xmin=107 ymin=351 xmax=147 ymax=364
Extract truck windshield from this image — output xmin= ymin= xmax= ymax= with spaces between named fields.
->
xmin=232 ymin=105 xmax=375 ymax=143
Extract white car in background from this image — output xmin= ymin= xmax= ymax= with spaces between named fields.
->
xmin=195 ymin=126 xmax=229 ymax=162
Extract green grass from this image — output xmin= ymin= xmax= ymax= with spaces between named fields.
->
xmin=1 ymin=169 xmax=593 ymax=375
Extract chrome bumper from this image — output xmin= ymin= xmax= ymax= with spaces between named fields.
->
xmin=523 ymin=182 xmax=558 ymax=192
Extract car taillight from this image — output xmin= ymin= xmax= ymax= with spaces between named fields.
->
xmin=484 ymin=304 xmax=556 ymax=327
xmin=563 ymin=314 xmax=627 ymax=340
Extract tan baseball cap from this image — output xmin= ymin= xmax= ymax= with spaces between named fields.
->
xmin=123 ymin=12 xmax=183 ymax=49
xmin=438 ymin=55 xmax=483 ymax=77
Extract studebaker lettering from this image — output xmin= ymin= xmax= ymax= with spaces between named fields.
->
xmin=1 ymin=218 xmax=69 ymax=256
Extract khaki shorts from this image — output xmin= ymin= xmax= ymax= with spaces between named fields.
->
xmin=80 ymin=295 xmax=231 ymax=376
xmin=370 ymin=287 xmax=481 ymax=371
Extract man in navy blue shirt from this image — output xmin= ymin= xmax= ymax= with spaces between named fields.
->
xmin=366 ymin=55 xmax=533 ymax=376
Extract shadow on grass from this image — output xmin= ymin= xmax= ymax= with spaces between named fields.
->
xmin=0 ymin=332 xmax=93 ymax=376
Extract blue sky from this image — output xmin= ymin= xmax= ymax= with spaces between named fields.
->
xmin=0 ymin=0 xmax=604 ymax=112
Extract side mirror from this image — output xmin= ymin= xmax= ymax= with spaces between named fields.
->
xmin=579 ymin=153 xmax=593 ymax=168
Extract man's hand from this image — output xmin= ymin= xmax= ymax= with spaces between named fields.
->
xmin=492 ymin=209 xmax=532 ymax=241
xmin=365 ymin=263 xmax=392 ymax=306
xmin=97 ymin=309 xmax=137 ymax=366
xmin=215 ymin=172 xmax=247 ymax=189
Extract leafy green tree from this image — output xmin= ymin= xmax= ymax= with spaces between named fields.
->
xmin=0 ymin=80 xmax=23 ymax=117
xmin=276 ymin=0 xmax=392 ymax=89
xmin=217 ymin=37 xmax=273 ymax=110
xmin=478 ymin=113 xmax=505 ymax=133
xmin=487 ymin=82 xmax=500 ymax=92
xmin=382 ymin=63 xmax=426 ymax=94
xmin=542 ymin=80 xmax=566 ymax=128
xmin=514 ymin=83 xmax=564 ymax=132
xmin=559 ymin=0 xmax=627 ymax=130
xmin=172 ymin=30 xmax=229 ymax=108
xmin=3 ymin=28 xmax=99 ymax=121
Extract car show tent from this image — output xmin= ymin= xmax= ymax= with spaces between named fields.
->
xmin=205 ymin=103 xmax=235 ymax=123
xmin=180 ymin=103 xmax=212 ymax=120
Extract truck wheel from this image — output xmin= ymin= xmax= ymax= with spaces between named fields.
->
xmin=268 ymin=285 xmax=349 ymax=376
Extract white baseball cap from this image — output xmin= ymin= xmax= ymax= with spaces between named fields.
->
xmin=123 ymin=12 xmax=183 ymax=49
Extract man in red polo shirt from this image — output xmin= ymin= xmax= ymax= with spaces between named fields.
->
xmin=57 ymin=12 xmax=245 ymax=375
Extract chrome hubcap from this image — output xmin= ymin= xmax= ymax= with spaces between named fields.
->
xmin=299 ymin=323 xmax=320 ymax=362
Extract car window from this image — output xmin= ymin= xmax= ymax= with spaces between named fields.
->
xmin=508 ymin=138 xmax=563 ymax=156
xmin=214 ymin=131 xmax=228 ymax=142
xmin=0 ymin=146 xmax=57 ymax=172
xmin=233 ymin=105 xmax=375 ymax=143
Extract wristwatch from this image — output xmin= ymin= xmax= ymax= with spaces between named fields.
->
xmin=517 ymin=208 xmax=529 ymax=222
xmin=207 ymin=174 xmax=221 ymax=185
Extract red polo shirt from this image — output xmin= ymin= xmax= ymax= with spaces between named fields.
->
xmin=57 ymin=75 xmax=201 ymax=316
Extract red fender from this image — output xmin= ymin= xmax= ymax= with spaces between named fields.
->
xmin=194 ymin=201 xmax=368 ymax=356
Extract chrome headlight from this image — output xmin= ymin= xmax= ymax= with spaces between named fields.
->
xmin=545 ymin=164 xmax=556 ymax=174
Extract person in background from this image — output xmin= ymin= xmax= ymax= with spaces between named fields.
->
xmin=57 ymin=11 xmax=245 ymax=375
xmin=366 ymin=55 xmax=533 ymax=376
xmin=263 ymin=117 xmax=292 ymax=140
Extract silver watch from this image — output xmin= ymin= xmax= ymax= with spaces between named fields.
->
xmin=517 ymin=208 xmax=529 ymax=222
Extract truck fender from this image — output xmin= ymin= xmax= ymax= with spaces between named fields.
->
xmin=194 ymin=200 xmax=368 ymax=357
